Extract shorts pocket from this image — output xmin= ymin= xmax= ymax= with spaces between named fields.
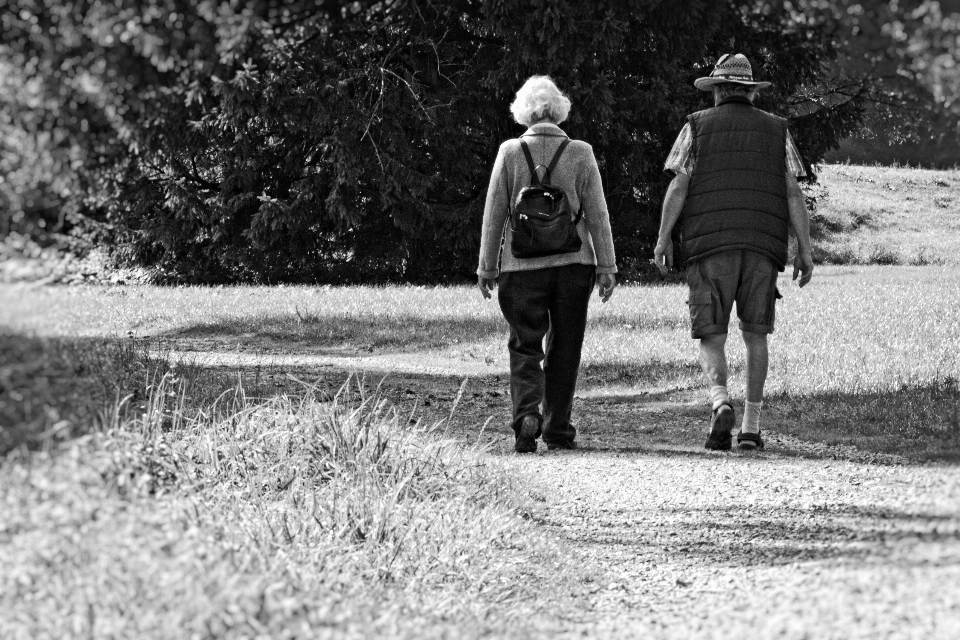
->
xmin=763 ymin=287 xmax=782 ymax=325
xmin=687 ymin=291 xmax=716 ymax=331
xmin=686 ymin=292 xmax=712 ymax=306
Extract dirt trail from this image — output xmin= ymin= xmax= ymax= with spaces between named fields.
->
xmin=518 ymin=447 xmax=960 ymax=639
xmin=164 ymin=348 xmax=960 ymax=639
xmin=364 ymin=356 xmax=960 ymax=639
xmin=480 ymin=387 xmax=960 ymax=640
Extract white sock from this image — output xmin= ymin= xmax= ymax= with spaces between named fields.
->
xmin=710 ymin=386 xmax=729 ymax=411
xmin=742 ymin=400 xmax=763 ymax=434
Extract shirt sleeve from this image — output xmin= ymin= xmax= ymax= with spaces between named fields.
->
xmin=578 ymin=145 xmax=617 ymax=275
xmin=476 ymin=144 xmax=510 ymax=278
xmin=664 ymin=123 xmax=693 ymax=176
xmin=785 ymin=130 xmax=806 ymax=178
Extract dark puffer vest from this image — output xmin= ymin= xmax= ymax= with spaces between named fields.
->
xmin=680 ymin=96 xmax=789 ymax=270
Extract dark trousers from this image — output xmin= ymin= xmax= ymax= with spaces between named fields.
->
xmin=497 ymin=263 xmax=595 ymax=446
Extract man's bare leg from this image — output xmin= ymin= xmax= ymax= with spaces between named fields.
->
xmin=742 ymin=330 xmax=768 ymax=403
xmin=740 ymin=330 xmax=768 ymax=447
xmin=699 ymin=334 xmax=728 ymax=389
xmin=700 ymin=334 xmax=735 ymax=449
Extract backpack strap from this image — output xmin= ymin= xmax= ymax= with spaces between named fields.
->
xmin=516 ymin=138 xmax=581 ymax=225
xmin=519 ymin=140 xmax=540 ymax=185
xmin=547 ymin=140 xmax=583 ymax=225
xmin=544 ymin=139 xmax=570 ymax=183
xmin=520 ymin=137 xmax=571 ymax=185
xmin=572 ymin=204 xmax=583 ymax=225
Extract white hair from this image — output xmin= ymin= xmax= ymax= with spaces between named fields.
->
xmin=509 ymin=75 xmax=572 ymax=126
xmin=713 ymin=82 xmax=758 ymax=103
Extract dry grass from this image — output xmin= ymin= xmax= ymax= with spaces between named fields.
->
xmin=811 ymin=164 xmax=960 ymax=266
xmin=0 ymin=372 xmax=574 ymax=639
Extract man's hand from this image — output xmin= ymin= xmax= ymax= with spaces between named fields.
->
xmin=654 ymin=173 xmax=687 ymax=275
xmin=597 ymin=273 xmax=616 ymax=303
xmin=792 ymin=251 xmax=814 ymax=288
xmin=477 ymin=276 xmax=497 ymax=299
xmin=653 ymin=236 xmax=673 ymax=274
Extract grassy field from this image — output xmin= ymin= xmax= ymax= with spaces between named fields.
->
xmin=2 ymin=163 xmax=960 ymax=637
xmin=3 ymin=265 xmax=959 ymax=453
xmin=813 ymin=164 xmax=960 ymax=266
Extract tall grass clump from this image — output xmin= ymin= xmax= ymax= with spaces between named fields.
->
xmin=1 ymin=375 xmax=565 ymax=639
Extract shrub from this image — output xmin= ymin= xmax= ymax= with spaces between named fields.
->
xmin=2 ymin=0 xmax=869 ymax=283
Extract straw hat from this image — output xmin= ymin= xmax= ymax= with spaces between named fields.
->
xmin=694 ymin=53 xmax=771 ymax=91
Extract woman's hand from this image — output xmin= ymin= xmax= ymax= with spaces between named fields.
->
xmin=477 ymin=276 xmax=497 ymax=299
xmin=597 ymin=273 xmax=616 ymax=303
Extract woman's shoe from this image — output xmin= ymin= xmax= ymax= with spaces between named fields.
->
xmin=515 ymin=415 xmax=539 ymax=453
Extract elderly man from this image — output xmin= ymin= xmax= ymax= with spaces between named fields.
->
xmin=654 ymin=53 xmax=814 ymax=451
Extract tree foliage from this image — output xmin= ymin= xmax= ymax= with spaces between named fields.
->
xmin=809 ymin=0 xmax=960 ymax=166
xmin=1 ymin=0 xmax=911 ymax=283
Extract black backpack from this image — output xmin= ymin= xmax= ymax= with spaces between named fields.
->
xmin=509 ymin=137 xmax=583 ymax=259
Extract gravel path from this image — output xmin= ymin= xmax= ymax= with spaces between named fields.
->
xmin=512 ymin=442 xmax=960 ymax=639
xmin=147 ymin=349 xmax=960 ymax=638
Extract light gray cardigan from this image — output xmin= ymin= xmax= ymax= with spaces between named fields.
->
xmin=477 ymin=122 xmax=618 ymax=278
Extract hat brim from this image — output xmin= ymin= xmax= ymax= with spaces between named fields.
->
xmin=694 ymin=77 xmax=771 ymax=91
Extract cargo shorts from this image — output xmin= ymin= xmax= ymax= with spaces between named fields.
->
xmin=686 ymin=250 xmax=782 ymax=339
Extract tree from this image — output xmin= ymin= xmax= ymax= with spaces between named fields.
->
xmin=1 ymin=0 xmax=877 ymax=283
xmin=806 ymin=0 xmax=960 ymax=166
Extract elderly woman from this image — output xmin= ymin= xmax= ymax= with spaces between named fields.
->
xmin=477 ymin=75 xmax=618 ymax=453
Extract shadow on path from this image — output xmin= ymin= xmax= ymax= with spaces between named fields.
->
xmin=564 ymin=502 xmax=960 ymax=567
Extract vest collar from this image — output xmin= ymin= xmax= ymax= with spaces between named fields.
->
xmin=717 ymin=95 xmax=755 ymax=108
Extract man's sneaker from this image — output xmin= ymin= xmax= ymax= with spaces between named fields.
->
xmin=704 ymin=402 xmax=735 ymax=451
xmin=515 ymin=415 xmax=539 ymax=454
xmin=546 ymin=440 xmax=577 ymax=451
xmin=737 ymin=429 xmax=765 ymax=450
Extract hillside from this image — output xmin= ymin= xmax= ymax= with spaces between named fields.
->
xmin=812 ymin=164 xmax=960 ymax=266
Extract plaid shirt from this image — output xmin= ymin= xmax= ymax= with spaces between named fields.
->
xmin=664 ymin=122 xmax=806 ymax=178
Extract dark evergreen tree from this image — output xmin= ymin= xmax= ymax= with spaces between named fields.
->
xmin=1 ymin=0 xmax=936 ymax=282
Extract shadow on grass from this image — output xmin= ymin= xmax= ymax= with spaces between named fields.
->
xmin=568 ymin=367 xmax=960 ymax=463
xmin=0 ymin=331 xmax=320 ymax=456
xmin=0 ymin=328 xmax=514 ymax=458
xmin=770 ymin=381 xmax=960 ymax=462
xmin=1 ymin=332 xmax=145 ymax=455
xmin=160 ymin=310 xmax=688 ymax=354
xmin=162 ymin=313 xmax=509 ymax=353
xmin=7 ymin=328 xmax=956 ymax=464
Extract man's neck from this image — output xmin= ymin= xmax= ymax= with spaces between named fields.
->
xmin=715 ymin=95 xmax=754 ymax=107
